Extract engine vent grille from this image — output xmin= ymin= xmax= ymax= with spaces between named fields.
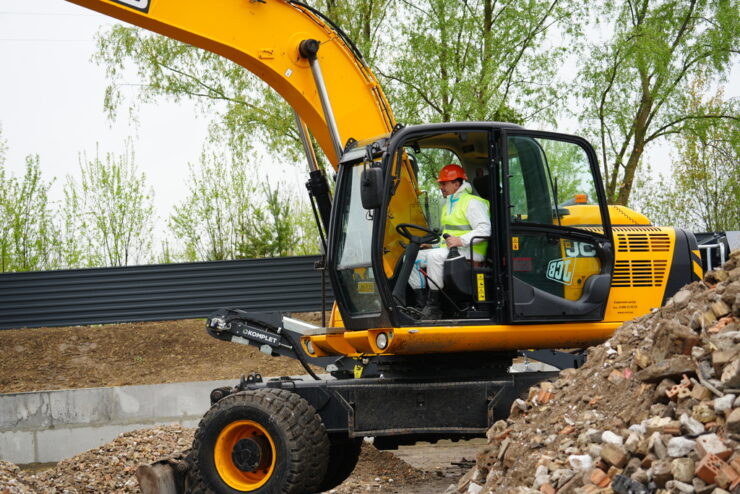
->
xmin=615 ymin=232 xmax=671 ymax=252
xmin=613 ymin=260 xmax=668 ymax=287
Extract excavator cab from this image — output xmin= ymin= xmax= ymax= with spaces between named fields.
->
xmin=329 ymin=123 xmax=615 ymax=332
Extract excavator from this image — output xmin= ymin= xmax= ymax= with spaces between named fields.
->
xmin=65 ymin=1 xmax=705 ymax=493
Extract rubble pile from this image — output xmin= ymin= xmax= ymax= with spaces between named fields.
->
xmin=457 ymin=250 xmax=740 ymax=494
xmin=0 ymin=428 xmax=429 ymax=493
xmin=0 ymin=425 xmax=193 ymax=493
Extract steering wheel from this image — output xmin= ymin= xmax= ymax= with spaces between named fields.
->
xmin=395 ymin=223 xmax=440 ymax=246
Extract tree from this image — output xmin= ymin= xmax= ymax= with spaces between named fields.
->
xmin=65 ymin=142 xmax=155 ymax=266
xmin=169 ymin=150 xmax=319 ymax=261
xmin=310 ymin=0 xmax=395 ymax=65
xmin=578 ymin=0 xmax=739 ymax=205
xmin=0 ymin=154 xmax=58 ymax=272
xmin=630 ymin=81 xmax=739 ymax=231
xmin=378 ymin=0 xmax=581 ymax=125
xmin=169 ymin=151 xmax=253 ymax=261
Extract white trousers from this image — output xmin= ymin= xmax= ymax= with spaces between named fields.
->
xmin=409 ymin=246 xmax=483 ymax=290
xmin=409 ymin=248 xmax=449 ymax=290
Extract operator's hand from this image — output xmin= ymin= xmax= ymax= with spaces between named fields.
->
xmin=445 ymin=235 xmax=463 ymax=248
xmin=420 ymin=243 xmax=433 ymax=249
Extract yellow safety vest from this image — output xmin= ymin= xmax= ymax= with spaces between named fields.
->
xmin=440 ymin=191 xmax=489 ymax=257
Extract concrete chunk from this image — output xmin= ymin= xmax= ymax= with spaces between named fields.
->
xmin=726 ymin=407 xmax=740 ymax=433
xmin=720 ymin=359 xmax=740 ymax=388
xmin=671 ymin=458 xmax=695 ymax=483
xmin=636 ymin=356 xmax=695 ymax=383
xmin=667 ymin=436 xmax=695 ymax=457
xmin=601 ymin=442 xmax=629 ymax=468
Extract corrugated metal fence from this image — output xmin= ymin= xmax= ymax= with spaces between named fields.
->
xmin=0 ymin=256 xmax=332 ymax=330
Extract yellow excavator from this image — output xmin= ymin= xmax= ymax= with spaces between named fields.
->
xmin=65 ymin=1 xmax=704 ymax=493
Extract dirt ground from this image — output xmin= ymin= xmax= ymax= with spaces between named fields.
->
xmin=0 ymin=313 xmax=478 ymax=493
xmin=0 ymin=314 xmax=324 ymax=394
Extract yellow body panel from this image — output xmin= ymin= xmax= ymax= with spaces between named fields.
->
xmin=561 ymin=205 xmax=652 ymax=227
xmin=66 ymin=0 xmax=395 ymax=166
xmin=305 ymin=224 xmax=684 ymax=357
xmin=602 ymin=226 xmax=676 ymax=322
xmin=304 ymin=322 xmax=620 ymax=357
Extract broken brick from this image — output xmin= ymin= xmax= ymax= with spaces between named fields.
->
xmin=715 ymin=464 xmax=739 ymax=490
xmin=662 ymin=422 xmax=682 ymax=435
xmin=539 ymin=483 xmax=556 ymax=494
xmin=537 ymin=389 xmax=555 ymax=404
xmin=695 ymin=453 xmax=728 ymax=484
xmin=676 ymin=386 xmax=692 ymax=400
xmin=608 ymin=369 xmax=625 ymax=383
xmin=695 ymin=433 xmax=731 ymax=460
xmin=560 ymin=425 xmax=575 ymax=435
xmin=590 ymin=468 xmax=611 ymax=488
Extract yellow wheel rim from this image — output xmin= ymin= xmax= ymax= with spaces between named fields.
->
xmin=214 ymin=420 xmax=276 ymax=491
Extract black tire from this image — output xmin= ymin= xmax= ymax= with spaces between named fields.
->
xmin=314 ymin=435 xmax=363 ymax=493
xmin=191 ymin=388 xmax=329 ymax=494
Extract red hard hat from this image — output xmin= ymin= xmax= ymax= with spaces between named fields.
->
xmin=437 ymin=164 xmax=467 ymax=182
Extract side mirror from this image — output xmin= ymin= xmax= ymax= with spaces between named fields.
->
xmin=360 ymin=166 xmax=384 ymax=209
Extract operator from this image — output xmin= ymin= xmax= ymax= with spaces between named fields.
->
xmin=409 ymin=164 xmax=491 ymax=319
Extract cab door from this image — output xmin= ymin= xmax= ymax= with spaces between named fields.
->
xmin=500 ymin=130 xmax=613 ymax=322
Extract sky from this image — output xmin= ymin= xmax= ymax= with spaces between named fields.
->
xmin=1 ymin=1 xmax=738 ymax=227
xmin=0 ymin=0 xmax=216 ymax=223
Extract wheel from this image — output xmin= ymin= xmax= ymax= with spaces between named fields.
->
xmin=191 ymin=388 xmax=329 ymax=494
xmin=314 ymin=436 xmax=363 ymax=493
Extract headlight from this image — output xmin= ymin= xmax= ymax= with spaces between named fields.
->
xmin=376 ymin=332 xmax=388 ymax=350
xmin=305 ymin=340 xmax=315 ymax=355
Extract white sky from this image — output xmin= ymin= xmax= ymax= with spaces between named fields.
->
xmin=0 ymin=0 xmax=308 ymax=231
xmin=1 ymin=1 xmax=737 ymax=225
xmin=0 ymin=0 xmax=213 ymax=223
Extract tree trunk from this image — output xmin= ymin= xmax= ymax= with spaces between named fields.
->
xmin=615 ymin=68 xmax=653 ymax=205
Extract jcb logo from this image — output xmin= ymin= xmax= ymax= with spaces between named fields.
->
xmin=111 ymin=0 xmax=150 ymax=13
xmin=564 ymin=241 xmax=596 ymax=258
xmin=546 ymin=258 xmax=576 ymax=285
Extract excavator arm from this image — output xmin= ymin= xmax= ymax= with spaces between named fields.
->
xmin=66 ymin=0 xmax=395 ymax=166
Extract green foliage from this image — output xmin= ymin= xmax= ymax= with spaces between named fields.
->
xmin=65 ymin=141 xmax=155 ymax=266
xmin=312 ymin=0 xmax=395 ymax=65
xmin=0 ymin=153 xmax=58 ymax=272
xmin=578 ymin=0 xmax=739 ymax=205
xmin=631 ymin=83 xmax=739 ymax=231
xmin=379 ymin=0 xmax=580 ymax=125
xmin=169 ymin=150 xmax=319 ymax=262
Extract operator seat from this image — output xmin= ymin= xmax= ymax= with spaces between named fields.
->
xmin=472 ymin=171 xmax=491 ymax=200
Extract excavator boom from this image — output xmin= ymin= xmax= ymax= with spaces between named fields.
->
xmin=56 ymin=3 xmax=705 ymax=494
xmin=66 ymin=0 xmax=395 ymax=165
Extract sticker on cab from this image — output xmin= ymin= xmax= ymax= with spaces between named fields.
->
xmin=357 ymin=281 xmax=376 ymax=294
xmin=111 ymin=0 xmax=150 ymax=13
xmin=546 ymin=257 xmax=577 ymax=285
